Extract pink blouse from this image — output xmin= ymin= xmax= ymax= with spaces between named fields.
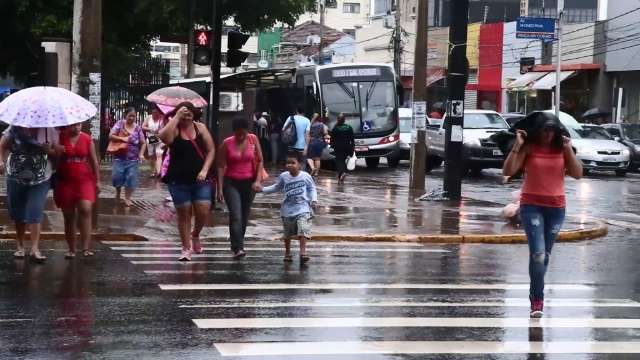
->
xmin=223 ymin=135 xmax=256 ymax=180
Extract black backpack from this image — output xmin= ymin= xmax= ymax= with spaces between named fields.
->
xmin=281 ymin=115 xmax=298 ymax=146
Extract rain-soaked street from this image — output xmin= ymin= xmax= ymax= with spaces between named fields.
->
xmin=2 ymin=162 xmax=640 ymax=359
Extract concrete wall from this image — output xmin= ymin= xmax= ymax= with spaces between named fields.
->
xmin=554 ymin=23 xmax=596 ymax=65
xmin=296 ymin=0 xmax=372 ymax=35
xmin=41 ymin=42 xmax=72 ymax=89
xmin=605 ymin=0 xmax=640 ymax=72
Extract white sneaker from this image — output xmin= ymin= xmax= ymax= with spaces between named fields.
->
xmin=178 ymin=248 xmax=192 ymax=261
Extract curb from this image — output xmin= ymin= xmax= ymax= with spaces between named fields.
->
xmin=0 ymin=222 xmax=608 ymax=244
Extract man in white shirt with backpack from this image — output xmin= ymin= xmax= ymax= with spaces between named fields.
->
xmin=282 ymin=107 xmax=311 ymax=170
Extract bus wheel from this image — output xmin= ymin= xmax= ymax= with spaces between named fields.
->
xmin=365 ymin=157 xmax=380 ymax=169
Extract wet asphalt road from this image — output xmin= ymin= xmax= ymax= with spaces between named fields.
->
xmin=1 ymin=163 xmax=640 ymax=359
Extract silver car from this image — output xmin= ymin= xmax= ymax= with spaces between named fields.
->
xmin=569 ymin=125 xmax=631 ymax=176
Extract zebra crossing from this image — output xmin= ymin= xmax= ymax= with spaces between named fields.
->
xmin=104 ymin=239 xmax=640 ymax=358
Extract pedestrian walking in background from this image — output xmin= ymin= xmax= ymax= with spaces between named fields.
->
xmin=54 ymin=123 xmax=100 ymax=258
xmin=0 ymin=126 xmax=62 ymax=262
xmin=256 ymin=111 xmax=270 ymax=161
xmin=217 ymin=117 xmax=265 ymax=260
xmin=330 ymin=113 xmax=355 ymax=183
xmin=256 ymin=151 xmax=317 ymax=264
xmin=502 ymin=112 xmax=582 ymax=318
xmin=282 ymin=107 xmax=311 ymax=169
xmin=142 ymin=106 xmax=164 ymax=178
xmin=108 ymin=107 xmax=146 ymax=207
xmin=307 ymin=113 xmax=328 ymax=177
xmin=269 ymin=113 xmax=283 ymax=166
xmin=159 ymin=102 xmax=215 ymax=262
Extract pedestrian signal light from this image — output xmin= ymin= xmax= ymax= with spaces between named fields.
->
xmin=227 ymin=31 xmax=250 ymax=68
xmin=193 ymin=30 xmax=212 ymax=66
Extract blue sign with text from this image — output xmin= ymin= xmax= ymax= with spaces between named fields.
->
xmin=516 ymin=17 xmax=556 ymax=40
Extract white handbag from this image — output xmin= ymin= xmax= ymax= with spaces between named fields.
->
xmin=346 ymin=152 xmax=357 ymax=171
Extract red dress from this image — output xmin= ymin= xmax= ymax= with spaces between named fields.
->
xmin=54 ymin=132 xmax=97 ymax=208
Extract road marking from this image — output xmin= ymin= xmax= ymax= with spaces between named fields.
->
xmin=122 ymin=254 xmax=267 ymax=259
xmin=213 ymin=341 xmax=640 ymax=356
xmin=132 ymin=260 xmax=242 ymax=265
xmin=159 ymin=283 xmax=593 ymax=291
xmin=111 ymin=246 xmax=449 ymax=253
xmin=180 ymin=298 xmax=640 ymax=308
xmin=102 ymin=240 xmax=427 ymax=247
xmin=0 ymin=319 xmax=32 ymax=323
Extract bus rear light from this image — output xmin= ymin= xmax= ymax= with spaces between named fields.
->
xmin=378 ymin=134 xmax=398 ymax=144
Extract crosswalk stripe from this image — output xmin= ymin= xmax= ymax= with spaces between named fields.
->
xmin=101 ymin=240 xmax=428 ymax=247
xmin=213 ymin=341 xmax=640 ymax=356
xmin=159 ymin=283 xmax=593 ymax=291
xmin=195 ymin=317 xmax=640 ymax=329
xmin=111 ymin=246 xmax=449 ymax=253
xmin=180 ymin=298 xmax=640 ymax=308
xmin=131 ymin=260 xmax=241 ymax=265
xmin=122 ymin=254 xmax=267 ymax=258
xmin=0 ymin=319 xmax=32 ymax=323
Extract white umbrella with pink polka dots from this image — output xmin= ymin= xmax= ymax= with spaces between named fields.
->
xmin=0 ymin=86 xmax=97 ymax=128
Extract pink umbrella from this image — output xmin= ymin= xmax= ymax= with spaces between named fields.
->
xmin=146 ymin=86 xmax=207 ymax=108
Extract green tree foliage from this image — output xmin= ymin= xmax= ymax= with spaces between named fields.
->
xmin=0 ymin=0 xmax=315 ymax=84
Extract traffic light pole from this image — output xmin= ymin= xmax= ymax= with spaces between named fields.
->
xmin=442 ymin=0 xmax=469 ymax=201
xmin=209 ymin=0 xmax=222 ymax=143
xmin=409 ymin=0 xmax=428 ymax=191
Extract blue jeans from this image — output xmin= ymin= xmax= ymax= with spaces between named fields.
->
xmin=520 ymin=204 xmax=566 ymax=300
xmin=7 ymin=178 xmax=51 ymax=224
xmin=112 ymin=159 xmax=139 ymax=189
xmin=168 ymin=182 xmax=212 ymax=207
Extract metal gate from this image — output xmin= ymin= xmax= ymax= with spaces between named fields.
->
xmin=101 ymin=57 xmax=170 ymax=158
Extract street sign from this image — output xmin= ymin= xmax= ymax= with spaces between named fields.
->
xmin=257 ymin=60 xmax=269 ymax=68
xmin=516 ymin=17 xmax=556 ymax=40
xmin=413 ymin=101 xmax=427 ymax=129
xmin=449 ymin=100 xmax=464 ymax=117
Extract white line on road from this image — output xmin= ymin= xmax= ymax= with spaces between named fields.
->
xmin=180 ymin=298 xmax=640 ymax=308
xmin=132 ymin=261 xmax=242 ymax=265
xmin=101 ymin=241 xmax=428 ymax=247
xmin=195 ymin=317 xmax=640 ymax=329
xmin=213 ymin=341 xmax=640 ymax=356
xmin=122 ymin=254 xmax=266 ymax=259
xmin=111 ymin=246 xmax=449 ymax=253
xmin=159 ymin=283 xmax=593 ymax=291
xmin=0 ymin=319 xmax=32 ymax=323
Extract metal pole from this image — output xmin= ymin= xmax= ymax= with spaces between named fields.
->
xmin=443 ymin=0 xmax=469 ymax=201
xmin=409 ymin=0 xmax=428 ymax=190
xmin=319 ymin=0 xmax=325 ymax=64
xmin=555 ymin=0 xmax=564 ymax=118
xmin=393 ymin=0 xmax=402 ymax=76
xmin=209 ymin=0 xmax=222 ymax=143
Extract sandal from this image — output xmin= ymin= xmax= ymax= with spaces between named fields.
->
xmin=233 ymin=249 xmax=246 ymax=260
xmin=13 ymin=249 xmax=25 ymax=259
xmin=283 ymin=254 xmax=293 ymax=263
xmin=83 ymin=250 xmax=94 ymax=257
xmin=300 ymin=255 xmax=310 ymax=264
xmin=30 ymin=251 xmax=47 ymax=263
xmin=192 ymin=232 xmax=203 ymax=254
xmin=64 ymin=251 xmax=76 ymax=259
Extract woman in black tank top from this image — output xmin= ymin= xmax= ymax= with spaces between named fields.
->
xmin=159 ymin=102 xmax=215 ymax=262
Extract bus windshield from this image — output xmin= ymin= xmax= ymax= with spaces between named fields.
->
xmin=322 ymin=80 xmax=396 ymax=135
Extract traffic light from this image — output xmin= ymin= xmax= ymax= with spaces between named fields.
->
xmin=227 ymin=31 xmax=250 ymax=68
xmin=193 ymin=29 xmax=212 ymax=66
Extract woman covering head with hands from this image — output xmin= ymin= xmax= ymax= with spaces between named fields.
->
xmin=159 ymin=102 xmax=215 ymax=262
xmin=217 ymin=117 xmax=265 ymax=260
xmin=502 ymin=112 xmax=582 ymax=319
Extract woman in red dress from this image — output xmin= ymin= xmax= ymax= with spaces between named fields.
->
xmin=54 ymin=123 xmax=101 ymax=258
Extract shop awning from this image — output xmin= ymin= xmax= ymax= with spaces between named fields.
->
xmin=505 ymin=72 xmax=548 ymax=90
xmin=427 ymin=68 xmax=446 ymax=87
xmin=530 ymin=71 xmax=576 ymax=90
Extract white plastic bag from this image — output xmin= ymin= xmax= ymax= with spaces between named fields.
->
xmin=346 ymin=152 xmax=357 ymax=171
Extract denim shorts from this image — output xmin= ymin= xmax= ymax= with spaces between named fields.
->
xmin=168 ymin=182 xmax=212 ymax=207
xmin=282 ymin=212 xmax=313 ymax=239
xmin=7 ymin=178 xmax=51 ymax=224
xmin=112 ymin=159 xmax=139 ymax=189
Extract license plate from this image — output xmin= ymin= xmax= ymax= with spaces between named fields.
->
xmin=355 ymin=146 xmax=369 ymax=152
xmin=493 ymin=149 xmax=503 ymax=156
xmin=602 ymin=156 xmax=616 ymax=162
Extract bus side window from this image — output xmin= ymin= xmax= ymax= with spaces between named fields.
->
xmin=296 ymin=75 xmax=304 ymax=89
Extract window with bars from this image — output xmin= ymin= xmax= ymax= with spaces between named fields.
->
xmin=343 ymin=2 xmax=361 ymax=13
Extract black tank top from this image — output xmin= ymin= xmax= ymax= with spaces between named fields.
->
xmin=164 ymin=124 xmax=206 ymax=185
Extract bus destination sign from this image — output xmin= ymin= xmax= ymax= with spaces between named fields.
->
xmin=332 ymin=68 xmax=381 ymax=78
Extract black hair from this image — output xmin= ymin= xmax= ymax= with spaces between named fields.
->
xmin=336 ymin=113 xmax=346 ymax=125
xmin=296 ymin=107 xmax=305 ymax=114
xmin=530 ymin=112 xmax=564 ymax=150
xmin=124 ymin=107 xmax=137 ymax=116
xmin=286 ymin=151 xmax=303 ymax=164
xmin=168 ymin=101 xmax=202 ymax=120
xmin=232 ymin=117 xmax=250 ymax=131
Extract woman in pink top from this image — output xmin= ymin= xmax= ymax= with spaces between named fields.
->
xmin=217 ymin=117 xmax=265 ymax=259
xmin=503 ymin=112 xmax=582 ymax=318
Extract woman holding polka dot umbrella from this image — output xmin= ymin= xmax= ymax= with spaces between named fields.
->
xmin=0 ymin=86 xmax=97 ymax=263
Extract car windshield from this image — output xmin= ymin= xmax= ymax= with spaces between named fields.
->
xmin=579 ymin=126 xmax=612 ymax=140
xmin=622 ymin=124 xmax=640 ymax=140
xmin=399 ymin=118 xmax=412 ymax=133
xmin=322 ymin=80 xmax=396 ymax=134
xmin=464 ymin=113 xmax=509 ymax=129
xmin=566 ymin=126 xmax=583 ymax=139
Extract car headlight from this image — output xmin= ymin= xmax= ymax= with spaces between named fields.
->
xmin=575 ymin=146 xmax=593 ymax=156
xmin=634 ymin=145 xmax=640 ymax=153
xmin=622 ymin=148 xmax=630 ymax=157
xmin=463 ymin=138 xmax=480 ymax=146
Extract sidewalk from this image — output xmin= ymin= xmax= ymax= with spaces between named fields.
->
xmin=0 ymin=165 xmax=606 ymax=243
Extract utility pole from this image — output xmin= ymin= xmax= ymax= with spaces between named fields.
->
xmin=72 ymin=0 xmax=102 ymax=140
xmin=319 ymin=0 xmax=325 ymax=64
xmin=209 ymin=0 xmax=222 ymax=143
xmin=187 ymin=0 xmax=196 ymax=78
xmin=442 ymin=0 xmax=469 ymax=201
xmin=555 ymin=0 xmax=564 ymax=118
xmin=409 ymin=0 xmax=428 ymax=190
xmin=393 ymin=0 xmax=402 ymax=75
